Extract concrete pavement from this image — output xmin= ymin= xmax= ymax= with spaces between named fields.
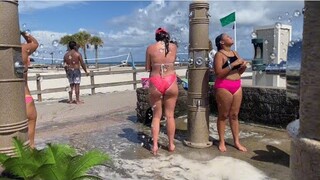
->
xmin=32 ymin=90 xmax=291 ymax=180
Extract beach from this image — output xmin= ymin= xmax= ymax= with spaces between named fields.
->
xmin=27 ymin=66 xmax=253 ymax=101
xmin=27 ymin=66 xmax=185 ymax=101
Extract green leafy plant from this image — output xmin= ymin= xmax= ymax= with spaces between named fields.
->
xmin=0 ymin=137 xmax=110 ymax=180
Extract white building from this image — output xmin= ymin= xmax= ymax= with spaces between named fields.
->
xmin=252 ymin=24 xmax=292 ymax=87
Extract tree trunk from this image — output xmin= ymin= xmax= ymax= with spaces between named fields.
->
xmin=83 ymin=46 xmax=88 ymax=65
xmin=300 ymin=1 xmax=320 ymax=140
xmin=95 ymin=46 xmax=98 ymax=69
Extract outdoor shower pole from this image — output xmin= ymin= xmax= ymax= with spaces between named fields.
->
xmin=288 ymin=1 xmax=320 ymax=179
xmin=184 ymin=0 xmax=212 ymax=148
xmin=0 ymin=0 xmax=29 ymax=155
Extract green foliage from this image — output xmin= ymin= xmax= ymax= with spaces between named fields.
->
xmin=89 ymin=36 xmax=103 ymax=50
xmin=59 ymin=31 xmax=105 ymax=65
xmin=0 ymin=138 xmax=110 ymax=180
xmin=59 ymin=35 xmax=75 ymax=46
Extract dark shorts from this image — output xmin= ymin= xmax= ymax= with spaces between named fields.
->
xmin=67 ymin=69 xmax=81 ymax=84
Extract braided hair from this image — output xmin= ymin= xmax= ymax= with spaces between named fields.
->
xmin=155 ymin=27 xmax=170 ymax=57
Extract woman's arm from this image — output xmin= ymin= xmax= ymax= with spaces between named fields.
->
xmin=21 ymin=32 xmax=39 ymax=56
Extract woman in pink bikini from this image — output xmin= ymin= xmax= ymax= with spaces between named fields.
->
xmin=21 ymin=31 xmax=39 ymax=148
xmin=213 ymin=33 xmax=248 ymax=152
xmin=145 ymin=27 xmax=178 ymax=155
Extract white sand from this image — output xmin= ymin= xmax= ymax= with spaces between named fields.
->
xmin=27 ymin=66 xmax=252 ymax=101
xmin=27 ymin=67 xmax=186 ymax=101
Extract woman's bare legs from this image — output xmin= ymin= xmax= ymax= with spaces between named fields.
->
xmin=163 ymin=82 xmax=178 ymax=152
xmin=26 ymin=100 xmax=37 ymax=149
xmin=149 ymin=86 xmax=163 ymax=155
xmin=215 ymin=89 xmax=233 ymax=152
xmin=229 ymin=88 xmax=247 ymax=152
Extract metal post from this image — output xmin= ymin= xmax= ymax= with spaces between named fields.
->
xmin=90 ymin=70 xmax=95 ymax=95
xmin=50 ymin=52 xmax=54 ymax=68
xmin=184 ymin=0 xmax=212 ymax=148
xmin=0 ymin=0 xmax=29 ymax=155
xmin=133 ymin=70 xmax=137 ymax=90
xmin=36 ymin=73 xmax=42 ymax=102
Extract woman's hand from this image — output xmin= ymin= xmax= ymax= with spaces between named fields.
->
xmin=231 ymin=58 xmax=244 ymax=68
xmin=240 ymin=59 xmax=248 ymax=68
xmin=237 ymin=59 xmax=248 ymax=74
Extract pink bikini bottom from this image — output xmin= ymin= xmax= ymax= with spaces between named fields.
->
xmin=214 ymin=78 xmax=241 ymax=94
xmin=149 ymin=74 xmax=177 ymax=95
xmin=25 ymin=96 xmax=33 ymax=104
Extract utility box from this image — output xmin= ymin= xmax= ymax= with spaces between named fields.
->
xmin=252 ymin=24 xmax=292 ymax=87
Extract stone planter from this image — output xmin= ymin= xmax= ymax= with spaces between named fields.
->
xmin=136 ymin=83 xmax=188 ymax=125
xmin=137 ymin=84 xmax=299 ymax=128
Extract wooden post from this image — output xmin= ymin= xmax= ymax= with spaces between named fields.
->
xmin=36 ymin=73 xmax=42 ymax=102
xmin=90 ymin=70 xmax=95 ymax=95
xmin=133 ymin=70 xmax=137 ymax=90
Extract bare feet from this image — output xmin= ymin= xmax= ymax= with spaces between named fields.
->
xmin=67 ymin=100 xmax=74 ymax=104
xmin=235 ymin=143 xmax=247 ymax=152
xmin=151 ymin=144 xmax=158 ymax=155
xmin=168 ymin=144 xmax=175 ymax=152
xmin=218 ymin=141 xmax=227 ymax=152
xmin=29 ymin=143 xmax=35 ymax=149
xmin=75 ymin=100 xmax=84 ymax=104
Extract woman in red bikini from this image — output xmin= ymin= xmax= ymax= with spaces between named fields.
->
xmin=21 ymin=31 xmax=39 ymax=148
xmin=213 ymin=33 xmax=248 ymax=152
xmin=145 ymin=27 xmax=178 ymax=155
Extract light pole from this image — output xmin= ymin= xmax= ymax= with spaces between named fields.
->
xmin=50 ymin=52 xmax=54 ymax=68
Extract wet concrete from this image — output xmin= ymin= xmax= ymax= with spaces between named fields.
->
xmin=0 ymin=91 xmax=291 ymax=179
xmin=35 ymin=107 xmax=290 ymax=180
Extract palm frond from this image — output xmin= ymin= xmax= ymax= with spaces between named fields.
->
xmin=2 ymin=158 xmax=38 ymax=179
xmin=12 ymin=137 xmax=28 ymax=158
xmin=37 ymin=164 xmax=63 ymax=180
xmin=48 ymin=144 xmax=76 ymax=163
xmin=73 ymin=174 xmax=103 ymax=180
xmin=67 ymin=150 xmax=109 ymax=179
xmin=0 ymin=153 xmax=9 ymax=164
xmin=0 ymin=138 xmax=40 ymax=179
xmin=36 ymin=143 xmax=77 ymax=179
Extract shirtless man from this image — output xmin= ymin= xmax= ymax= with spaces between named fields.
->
xmin=21 ymin=31 xmax=38 ymax=148
xmin=63 ymin=41 xmax=89 ymax=104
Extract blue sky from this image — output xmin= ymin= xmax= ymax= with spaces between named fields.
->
xmin=18 ymin=0 xmax=304 ymax=64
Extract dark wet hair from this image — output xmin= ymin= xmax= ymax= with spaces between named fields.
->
xmin=155 ymin=27 xmax=170 ymax=57
xmin=170 ymin=40 xmax=178 ymax=47
xmin=215 ymin=33 xmax=224 ymax=51
xmin=68 ymin=41 xmax=77 ymax=50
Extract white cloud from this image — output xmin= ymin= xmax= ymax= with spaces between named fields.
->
xmin=19 ymin=0 xmax=80 ymax=14
xmin=26 ymin=0 xmax=304 ymax=63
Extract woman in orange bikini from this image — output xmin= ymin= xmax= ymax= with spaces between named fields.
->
xmin=145 ymin=27 xmax=178 ymax=155
xmin=21 ymin=31 xmax=39 ymax=148
xmin=213 ymin=33 xmax=248 ymax=152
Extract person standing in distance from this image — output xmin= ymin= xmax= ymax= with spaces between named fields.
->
xmin=63 ymin=41 xmax=89 ymax=104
